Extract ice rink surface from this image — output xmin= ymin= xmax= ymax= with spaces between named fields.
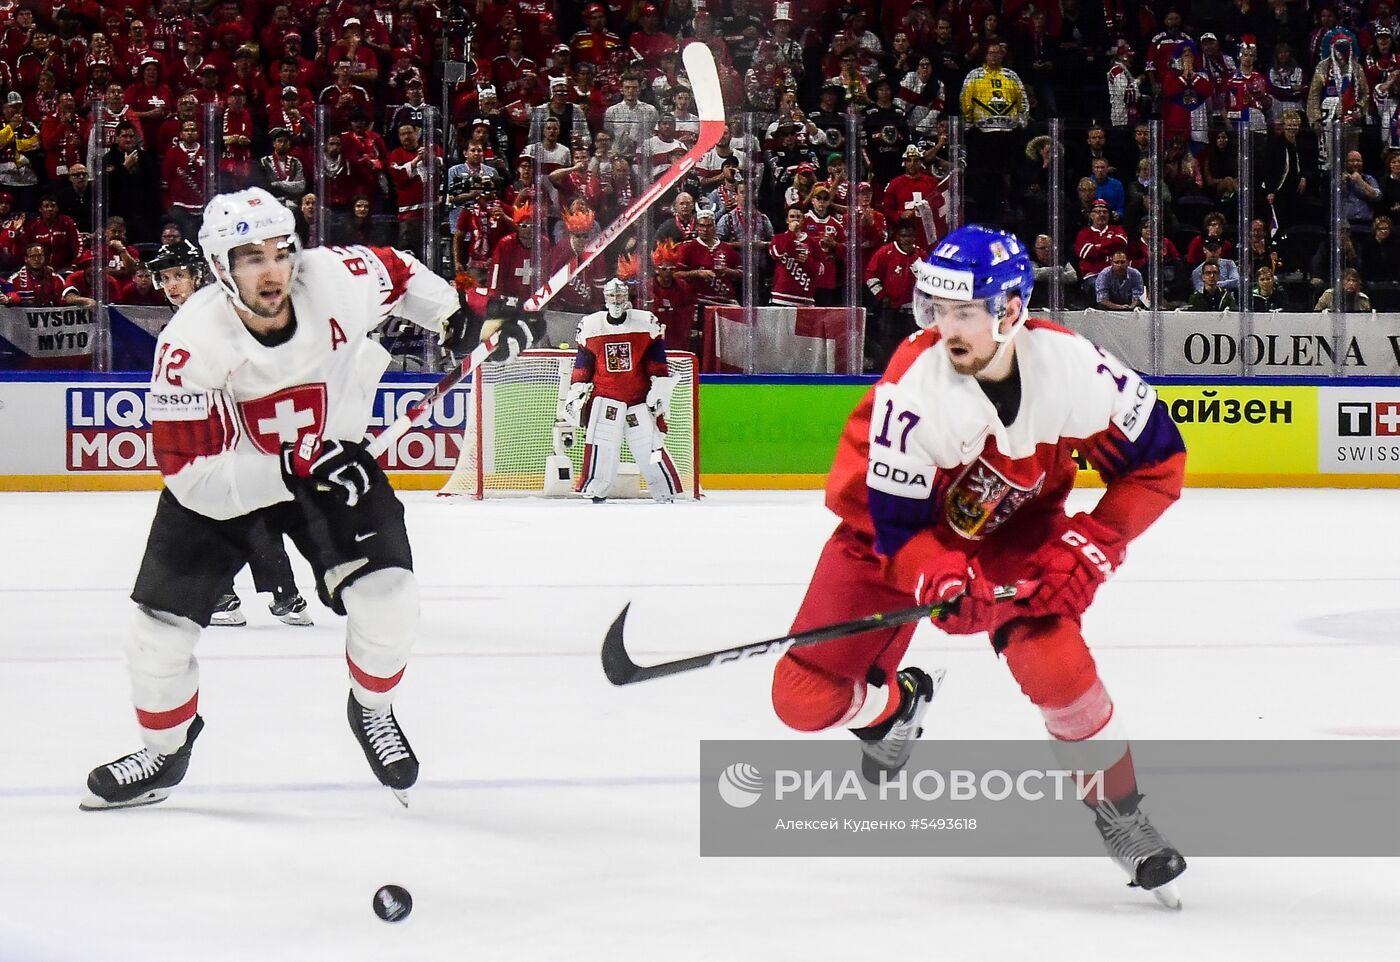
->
xmin=2 ymin=488 xmax=1397 ymax=962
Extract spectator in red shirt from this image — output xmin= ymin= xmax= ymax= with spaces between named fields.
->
xmin=649 ymin=239 xmax=699 ymax=353
xmin=318 ymin=132 xmax=357 ymax=215
xmin=864 ymin=220 xmax=925 ymax=367
xmin=570 ymin=3 xmax=622 ymax=68
xmin=190 ymin=63 xmax=226 ymax=107
xmin=40 ymin=92 xmax=84 ymax=179
xmin=124 ymin=57 xmax=174 ymax=147
xmin=770 ymin=206 xmax=829 ymax=307
xmin=219 ymin=85 xmax=255 ymax=190
xmin=119 ymin=263 xmax=169 ymax=305
xmin=319 ymin=59 xmax=375 ymax=131
xmin=162 ymin=119 xmax=208 ymax=239
xmin=342 ymin=111 xmax=390 ymax=205
xmin=210 ymin=0 xmax=253 ymax=55
xmin=164 ymin=31 xmax=225 ymax=95
xmin=153 ymin=93 xmax=202 ymax=162
xmin=275 ymin=31 xmax=322 ymax=92
xmin=386 ymin=120 xmax=442 ymax=253
xmin=62 ymin=253 xmax=122 ymax=307
xmin=8 ymin=243 xmax=67 ymax=306
xmin=328 ymin=18 xmax=380 ymax=87
xmin=0 ymin=191 xmax=27 ymax=274
xmin=229 ymin=46 xmax=271 ymax=106
xmin=1074 ymin=199 xmax=1130 ymax=294
xmin=22 ymin=196 xmax=82 ymax=273
xmin=677 ymin=207 xmax=742 ymax=306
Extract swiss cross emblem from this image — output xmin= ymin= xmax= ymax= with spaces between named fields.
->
xmin=604 ymin=342 xmax=633 ymax=373
xmin=238 ymin=384 xmax=328 ymax=455
xmin=1377 ymin=402 xmax=1400 ymax=436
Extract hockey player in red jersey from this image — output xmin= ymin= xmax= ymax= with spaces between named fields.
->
xmin=563 ymin=278 xmax=683 ymax=503
xmin=771 ymin=225 xmax=1188 ymax=905
xmin=81 ymin=187 xmax=537 ymax=812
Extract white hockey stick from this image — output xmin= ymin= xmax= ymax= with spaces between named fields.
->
xmin=367 ymin=44 xmax=725 ymax=459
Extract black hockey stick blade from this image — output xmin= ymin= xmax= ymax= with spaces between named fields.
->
xmin=600 ymin=587 xmax=1019 ymax=685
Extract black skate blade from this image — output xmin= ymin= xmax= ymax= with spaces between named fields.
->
xmin=78 ymin=788 xmax=172 ymax=812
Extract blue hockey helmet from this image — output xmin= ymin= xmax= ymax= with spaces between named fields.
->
xmin=912 ymin=225 xmax=1035 ymax=339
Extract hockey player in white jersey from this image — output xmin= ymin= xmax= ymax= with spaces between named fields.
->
xmin=562 ymin=278 xmax=683 ymax=503
xmin=82 ymin=187 xmax=535 ymax=810
xmin=147 ymin=239 xmax=315 ymax=629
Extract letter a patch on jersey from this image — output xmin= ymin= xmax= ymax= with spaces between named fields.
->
xmin=238 ymin=384 xmax=328 ymax=455
xmin=329 ymin=317 xmax=348 ymax=351
xmin=604 ymin=342 xmax=633 ymax=373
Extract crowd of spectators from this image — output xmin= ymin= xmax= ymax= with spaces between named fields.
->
xmin=0 ymin=1 xmax=1398 ymax=365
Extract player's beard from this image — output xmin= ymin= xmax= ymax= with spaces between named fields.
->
xmin=943 ymin=338 xmax=995 ymax=377
xmin=239 ymin=280 xmax=290 ymax=319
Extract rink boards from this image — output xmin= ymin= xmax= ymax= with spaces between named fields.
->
xmin=2 ymin=371 xmax=1400 ymax=490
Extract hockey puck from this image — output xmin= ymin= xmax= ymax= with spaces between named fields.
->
xmin=372 ymin=884 xmax=413 ymax=922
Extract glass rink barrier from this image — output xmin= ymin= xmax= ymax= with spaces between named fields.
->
xmin=1 ymin=107 xmax=1393 ymax=378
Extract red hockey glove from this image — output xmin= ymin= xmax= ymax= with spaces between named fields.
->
xmin=914 ymin=555 xmax=997 ymax=634
xmin=1020 ymin=514 xmax=1125 ymax=620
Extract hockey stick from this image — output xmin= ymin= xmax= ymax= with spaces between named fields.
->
xmin=601 ymin=585 xmax=1020 ymax=686
xmin=366 ymin=44 xmax=725 ymax=459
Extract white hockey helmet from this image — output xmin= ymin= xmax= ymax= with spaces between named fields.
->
xmin=198 ymin=186 xmax=302 ymax=313
xmin=603 ymin=277 xmax=630 ymax=320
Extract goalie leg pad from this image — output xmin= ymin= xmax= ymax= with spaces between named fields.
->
xmin=578 ymin=397 xmax=626 ymax=498
xmin=342 ymin=567 xmax=419 ymax=710
xmin=124 ymin=605 xmax=202 ymax=754
xmin=622 ymin=403 xmax=681 ymax=500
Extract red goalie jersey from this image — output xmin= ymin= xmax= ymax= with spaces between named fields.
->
xmin=570 ymin=307 xmax=668 ymax=406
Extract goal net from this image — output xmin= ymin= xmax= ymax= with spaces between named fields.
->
xmin=440 ymin=349 xmax=700 ymax=499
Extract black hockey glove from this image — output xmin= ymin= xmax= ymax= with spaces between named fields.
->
xmin=441 ymin=290 xmax=544 ymax=363
xmin=281 ymin=436 xmax=378 ymax=508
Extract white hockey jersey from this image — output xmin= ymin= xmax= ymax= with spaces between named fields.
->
xmin=148 ymin=245 xmax=458 ymax=520
xmin=570 ymin=308 xmax=669 ymax=407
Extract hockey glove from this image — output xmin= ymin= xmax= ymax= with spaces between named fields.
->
xmin=440 ymin=290 xmax=539 ymax=363
xmin=914 ymin=555 xmax=997 ymax=634
xmin=281 ymin=436 xmax=378 ymax=508
xmin=1019 ymin=514 xmax=1124 ymax=620
xmin=479 ymin=313 xmax=538 ymax=363
xmin=561 ymin=381 xmax=592 ymax=427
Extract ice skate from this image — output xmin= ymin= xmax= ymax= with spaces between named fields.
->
xmin=80 ymin=716 xmax=204 ymax=811
xmin=853 ymin=667 xmax=945 ymax=784
xmin=1093 ymin=794 xmax=1187 ymax=909
xmin=347 ymin=691 xmax=418 ymax=806
xmin=209 ymin=593 xmax=246 ymax=627
xmin=269 ymin=591 xmax=313 ymax=626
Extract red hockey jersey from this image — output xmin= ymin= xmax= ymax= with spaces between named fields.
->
xmin=826 ymin=321 xmax=1185 ymax=595
xmin=570 ymin=308 xmax=668 ymax=407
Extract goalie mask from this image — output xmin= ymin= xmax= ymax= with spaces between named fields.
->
xmin=603 ymin=277 xmax=630 ymax=321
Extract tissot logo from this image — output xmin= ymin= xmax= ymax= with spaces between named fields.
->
xmin=1337 ymin=402 xmax=1400 ymax=437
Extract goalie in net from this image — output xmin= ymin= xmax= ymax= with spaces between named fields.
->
xmin=562 ymin=274 xmax=684 ymax=503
